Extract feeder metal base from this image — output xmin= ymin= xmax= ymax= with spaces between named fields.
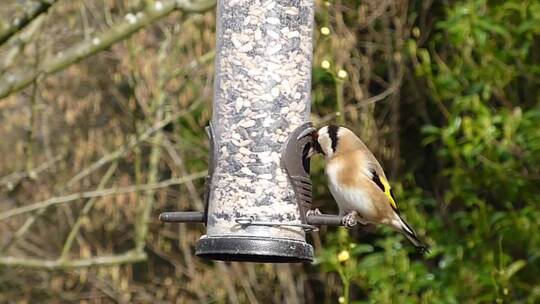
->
xmin=196 ymin=236 xmax=314 ymax=263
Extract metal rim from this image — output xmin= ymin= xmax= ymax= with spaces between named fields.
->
xmin=195 ymin=236 xmax=314 ymax=263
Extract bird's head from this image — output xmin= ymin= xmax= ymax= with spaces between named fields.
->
xmin=307 ymin=125 xmax=346 ymax=158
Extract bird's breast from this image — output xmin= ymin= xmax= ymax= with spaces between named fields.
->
xmin=325 ymin=161 xmax=377 ymax=218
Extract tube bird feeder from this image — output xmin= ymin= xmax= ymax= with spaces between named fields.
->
xmin=160 ymin=0 xmax=346 ymax=263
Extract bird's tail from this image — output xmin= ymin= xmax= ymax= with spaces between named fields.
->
xmin=394 ymin=216 xmax=430 ymax=254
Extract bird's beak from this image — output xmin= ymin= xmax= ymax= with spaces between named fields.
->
xmin=297 ymin=127 xmax=322 ymax=159
xmin=306 ymin=145 xmax=317 ymax=159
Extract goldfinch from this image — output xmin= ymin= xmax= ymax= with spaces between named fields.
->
xmin=308 ymin=125 xmax=429 ymax=252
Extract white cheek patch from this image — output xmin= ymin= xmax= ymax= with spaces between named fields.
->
xmin=320 ymin=137 xmax=333 ymax=156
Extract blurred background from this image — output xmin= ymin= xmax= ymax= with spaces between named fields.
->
xmin=0 ymin=0 xmax=539 ymax=303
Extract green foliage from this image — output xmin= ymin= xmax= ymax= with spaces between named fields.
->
xmin=317 ymin=228 xmax=440 ymax=304
xmin=316 ymin=0 xmax=540 ymax=303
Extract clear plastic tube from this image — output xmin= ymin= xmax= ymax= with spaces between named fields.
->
xmin=207 ymin=0 xmax=314 ymax=240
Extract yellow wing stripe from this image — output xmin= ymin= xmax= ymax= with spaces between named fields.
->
xmin=380 ymin=176 xmax=398 ymax=210
xmin=370 ymin=169 xmax=398 ymax=211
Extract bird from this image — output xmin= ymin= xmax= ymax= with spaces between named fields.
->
xmin=307 ymin=125 xmax=429 ymax=253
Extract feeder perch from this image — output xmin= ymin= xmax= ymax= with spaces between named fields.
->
xmin=160 ymin=0 xmax=345 ymax=263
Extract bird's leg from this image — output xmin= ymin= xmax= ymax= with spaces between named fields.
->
xmin=342 ymin=211 xmax=358 ymax=228
xmin=356 ymin=216 xmax=368 ymax=226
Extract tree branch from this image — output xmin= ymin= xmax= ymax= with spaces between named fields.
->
xmin=0 ymin=152 xmax=65 ymax=190
xmin=59 ymin=162 xmax=118 ymax=259
xmin=0 ymin=250 xmax=147 ymax=269
xmin=66 ymin=99 xmax=203 ymax=187
xmin=318 ymin=75 xmax=403 ymax=125
xmin=135 ymin=48 xmax=166 ymax=251
xmin=0 ymin=0 xmax=216 ymax=99
xmin=0 ymin=171 xmax=207 ymax=221
xmin=1 ymin=14 xmax=46 ymax=74
xmin=0 ymin=0 xmax=57 ymax=46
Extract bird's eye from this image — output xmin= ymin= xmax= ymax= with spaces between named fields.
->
xmin=312 ymin=132 xmax=319 ymax=140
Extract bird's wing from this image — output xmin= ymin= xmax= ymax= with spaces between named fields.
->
xmin=353 ymin=146 xmax=401 ymax=214
xmin=342 ymin=143 xmax=400 ymax=212
xmin=368 ymin=167 xmax=399 ymax=213
xmin=350 ymin=145 xmax=429 ymax=252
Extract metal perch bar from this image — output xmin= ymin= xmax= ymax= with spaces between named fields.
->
xmin=159 ymin=211 xmax=344 ymax=227
xmin=159 ymin=211 xmax=207 ymax=223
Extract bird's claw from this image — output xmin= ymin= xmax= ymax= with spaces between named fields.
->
xmin=342 ymin=211 xmax=358 ymax=228
xmin=306 ymin=208 xmax=322 ymax=216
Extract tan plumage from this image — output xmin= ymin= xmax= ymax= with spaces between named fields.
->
xmin=310 ymin=125 xmax=429 ymax=252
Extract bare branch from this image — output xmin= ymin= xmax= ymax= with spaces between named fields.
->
xmin=0 ymin=207 xmax=45 ymax=253
xmin=0 ymin=0 xmax=216 ymax=99
xmin=0 ymin=0 xmax=57 ymax=46
xmin=66 ymin=99 xmax=203 ymax=187
xmin=135 ymin=52 xmax=167 ymax=251
xmin=0 ymin=250 xmax=147 ymax=269
xmin=59 ymin=162 xmax=118 ymax=259
xmin=0 ymin=171 xmax=207 ymax=221
xmin=318 ymin=76 xmax=403 ymax=125
xmin=0 ymin=153 xmax=65 ymax=190
xmin=1 ymin=15 xmax=46 ymax=73
xmin=162 ymin=137 xmax=204 ymax=210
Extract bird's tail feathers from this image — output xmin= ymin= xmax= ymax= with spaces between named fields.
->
xmin=396 ymin=216 xmax=430 ymax=254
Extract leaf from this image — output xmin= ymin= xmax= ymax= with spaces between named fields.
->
xmin=505 ymin=260 xmax=526 ymax=279
xmin=421 ymin=125 xmax=441 ymax=135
